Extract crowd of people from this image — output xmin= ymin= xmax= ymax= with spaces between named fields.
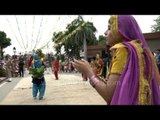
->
xmin=3 ymin=55 xmax=25 ymax=82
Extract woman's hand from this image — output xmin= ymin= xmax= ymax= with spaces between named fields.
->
xmin=72 ymin=59 xmax=94 ymax=78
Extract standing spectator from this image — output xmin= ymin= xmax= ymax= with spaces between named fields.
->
xmin=14 ymin=61 xmax=19 ymax=77
xmin=53 ymin=56 xmax=59 ymax=80
xmin=18 ymin=58 xmax=25 ymax=77
xmin=106 ymin=45 xmax=112 ymax=69
xmin=90 ymin=58 xmax=96 ymax=75
xmin=82 ymin=72 xmax=88 ymax=81
xmin=102 ymin=56 xmax=107 ymax=79
xmin=5 ymin=56 xmax=12 ymax=82
xmin=155 ymin=49 xmax=160 ymax=73
xmin=28 ymin=55 xmax=33 ymax=74
xmin=95 ymin=54 xmax=104 ymax=77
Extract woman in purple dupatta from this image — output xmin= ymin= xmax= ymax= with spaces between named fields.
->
xmin=72 ymin=15 xmax=160 ymax=105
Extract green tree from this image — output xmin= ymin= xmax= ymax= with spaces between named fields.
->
xmin=151 ymin=16 xmax=160 ymax=32
xmin=52 ymin=32 xmax=64 ymax=56
xmin=52 ymin=16 xmax=97 ymax=60
xmin=54 ymin=44 xmax=61 ymax=56
xmin=74 ymin=19 xmax=97 ymax=60
xmin=97 ymin=35 xmax=107 ymax=45
xmin=52 ymin=31 xmax=65 ymax=44
xmin=65 ymin=16 xmax=97 ymax=60
xmin=0 ymin=31 xmax=12 ymax=60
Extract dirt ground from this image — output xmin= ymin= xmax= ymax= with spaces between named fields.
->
xmin=0 ymin=73 xmax=106 ymax=105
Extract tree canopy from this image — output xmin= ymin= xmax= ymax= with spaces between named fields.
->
xmin=0 ymin=31 xmax=12 ymax=59
xmin=52 ymin=16 xmax=97 ymax=60
xmin=151 ymin=16 xmax=160 ymax=32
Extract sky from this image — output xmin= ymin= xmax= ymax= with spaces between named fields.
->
xmin=0 ymin=15 xmax=159 ymax=55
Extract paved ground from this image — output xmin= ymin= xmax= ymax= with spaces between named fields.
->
xmin=0 ymin=77 xmax=7 ymax=83
xmin=0 ymin=72 xmax=106 ymax=105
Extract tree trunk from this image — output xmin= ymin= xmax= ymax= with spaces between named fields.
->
xmin=0 ymin=46 xmax=1 ymax=60
xmin=1 ymin=48 xmax=3 ymax=60
xmin=83 ymin=34 xmax=87 ymax=60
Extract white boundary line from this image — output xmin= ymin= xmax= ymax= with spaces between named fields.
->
xmin=0 ymin=82 xmax=7 ymax=88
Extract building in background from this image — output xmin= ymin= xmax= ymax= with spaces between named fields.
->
xmin=87 ymin=32 xmax=160 ymax=58
xmin=144 ymin=32 xmax=160 ymax=52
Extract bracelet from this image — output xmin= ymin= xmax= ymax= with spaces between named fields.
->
xmin=89 ymin=75 xmax=99 ymax=88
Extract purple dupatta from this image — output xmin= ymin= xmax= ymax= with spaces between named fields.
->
xmin=110 ymin=15 xmax=160 ymax=105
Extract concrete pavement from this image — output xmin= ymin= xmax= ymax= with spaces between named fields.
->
xmin=0 ymin=77 xmax=7 ymax=84
xmin=0 ymin=72 xmax=106 ymax=105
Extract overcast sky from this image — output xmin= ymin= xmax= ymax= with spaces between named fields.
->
xmin=0 ymin=15 xmax=159 ymax=55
